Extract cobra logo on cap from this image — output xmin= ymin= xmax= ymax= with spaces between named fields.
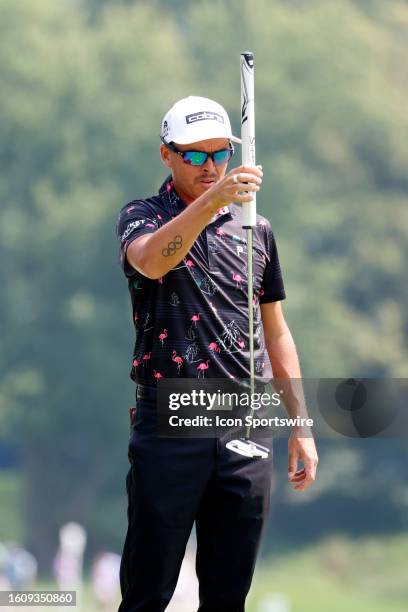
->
xmin=185 ymin=111 xmax=225 ymax=125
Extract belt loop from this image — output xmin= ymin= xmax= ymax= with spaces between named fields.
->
xmin=135 ymin=383 xmax=157 ymax=401
xmin=129 ymin=406 xmax=137 ymax=428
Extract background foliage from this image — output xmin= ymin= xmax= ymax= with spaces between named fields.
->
xmin=0 ymin=0 xmax=407 ymax=576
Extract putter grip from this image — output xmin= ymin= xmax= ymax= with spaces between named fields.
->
xmin=240 ymin=51 xmax=256 ymax=228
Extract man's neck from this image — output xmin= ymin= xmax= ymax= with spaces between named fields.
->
xmin=171 ymin=180 xmax=194 ymax=206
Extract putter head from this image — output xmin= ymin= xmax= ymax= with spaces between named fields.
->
xmin=226 ymin=438 xmax=269 ymax=459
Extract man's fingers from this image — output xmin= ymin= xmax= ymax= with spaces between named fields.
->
xmin=235 ymin=193 xmax=256 ymax=203
xmin=229 ymin=165 xmax=263 ymax=178
xmin=288 ymin=452 xmax=298 ymax=478
xmin=293 ymin=465 xmax=317 ymax=490
xmin=290 ymin=469 xmax=306 ymax=481
xmin=287 ymin=435 xmax=318 ymax=491
xmin=291 ymin=475 xmax=305 ymax=483
xmin=294 ymin=478 xmax=314 ymax=491
xmin=290 ymin=469 xmax=306 ymax=482
xmin=235 ymin=183 xmax=260 ymax=193
xmin=304 ymin=458 xmax=318 ymax=480
xmin=232 ymin=172 xmax=262 ymax=185
xmin=290 ymin=468 xmax=305 ymax=476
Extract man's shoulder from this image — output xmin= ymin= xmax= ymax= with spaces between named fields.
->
xmin=255 ymin=213 xmax=271 ymax=230
xmin=115 ymin=193 xmax=166 ymax=240
xmin=118 ymin=194 xmax=163 ymax=218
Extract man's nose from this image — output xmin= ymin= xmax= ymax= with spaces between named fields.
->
xmin=201 ymin=155 xmax=216 ymax=172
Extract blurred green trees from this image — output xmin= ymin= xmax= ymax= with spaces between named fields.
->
xmin=0 ymin=0 xmax=407 ymax=570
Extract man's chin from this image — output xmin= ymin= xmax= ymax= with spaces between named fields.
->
xmin=181 ymin=181 xmax=217 ymax=204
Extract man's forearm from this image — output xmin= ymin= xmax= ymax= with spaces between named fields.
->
xmin=127 ymin=166 xmax=262 ymax=280
xmin=266 ymin=330 xmax=310 ymax=420
xmin=130 ymin=191 xmax=219 ymax=280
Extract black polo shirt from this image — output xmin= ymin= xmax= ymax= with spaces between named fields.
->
xmin=116 ymin=176 xmax=286 ymax=386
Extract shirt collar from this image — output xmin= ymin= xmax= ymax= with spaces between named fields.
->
xmin=159 ymin=176 xmax=186 ymax=217
xmin=159 ymin=175 xmax=233 ymax=223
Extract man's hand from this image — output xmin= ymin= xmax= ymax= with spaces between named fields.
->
xmin=205 ymin=164 xmax=263 ymax=211
xmin=288 ymin=428 xmax=318 ymax=491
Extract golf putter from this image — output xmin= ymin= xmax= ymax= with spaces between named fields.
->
xmin=226 ymin=52 xmax=269 ymax=460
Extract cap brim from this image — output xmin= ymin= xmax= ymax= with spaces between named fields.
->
xmin=230 ymin=135 xmax=242 ymax=144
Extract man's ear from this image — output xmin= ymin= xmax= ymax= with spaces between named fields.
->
xmin=160 ymin=144 xmax=172 ymax=169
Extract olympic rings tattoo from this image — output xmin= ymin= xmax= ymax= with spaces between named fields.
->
xmin=162 ymin=234 xmax=183 ymax=257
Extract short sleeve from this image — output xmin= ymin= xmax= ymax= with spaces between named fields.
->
xmin=259 ymin=225 xmax=286 ymax=303
xmin=116 ymin=200 xmax=159 ymax=278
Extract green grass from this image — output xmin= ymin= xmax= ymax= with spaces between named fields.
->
xmin=247 ymin=533 xmax=408 ymax=611
xmin=34 ymin=534 xmax=408 ymax=612
xmin=2 ymin=493 xmax=406 ymax=612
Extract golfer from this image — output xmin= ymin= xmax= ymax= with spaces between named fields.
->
xmin=116 ymin=96 xmax=318 ymax=611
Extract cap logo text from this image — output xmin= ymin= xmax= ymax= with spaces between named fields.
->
xmin=162 ymin=120 xmax=169 ymax=138
xmin=186 ymin=111 xmax=225 ymax=125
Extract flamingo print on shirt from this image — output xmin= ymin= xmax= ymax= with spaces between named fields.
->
xmin=158 ymin=328 xmax=168 ymax=346
xmin=142 ymin=352 xmax=152 ymax=367
xmin=232 ymin=272 xmax=243 ymax=289
xmin=197 ymin=360 xmax=210 ymax=378
xmin=117 ymin=176 xmax=286 ymax=386
xmin=171 ymin=350 xmax=184 ymax=374
xmin=208 ymin=342 xmax=221 ymax=353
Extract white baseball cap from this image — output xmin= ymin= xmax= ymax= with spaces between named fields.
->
xmin=161 ymin=96 xmax=241 ymax=145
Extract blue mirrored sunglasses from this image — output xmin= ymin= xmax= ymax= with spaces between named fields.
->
xmin=161 ymin=137 xmax=234 ymax=166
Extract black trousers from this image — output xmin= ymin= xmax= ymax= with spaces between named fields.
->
xmin=118 ymin=386 xmax=274 ymax=612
